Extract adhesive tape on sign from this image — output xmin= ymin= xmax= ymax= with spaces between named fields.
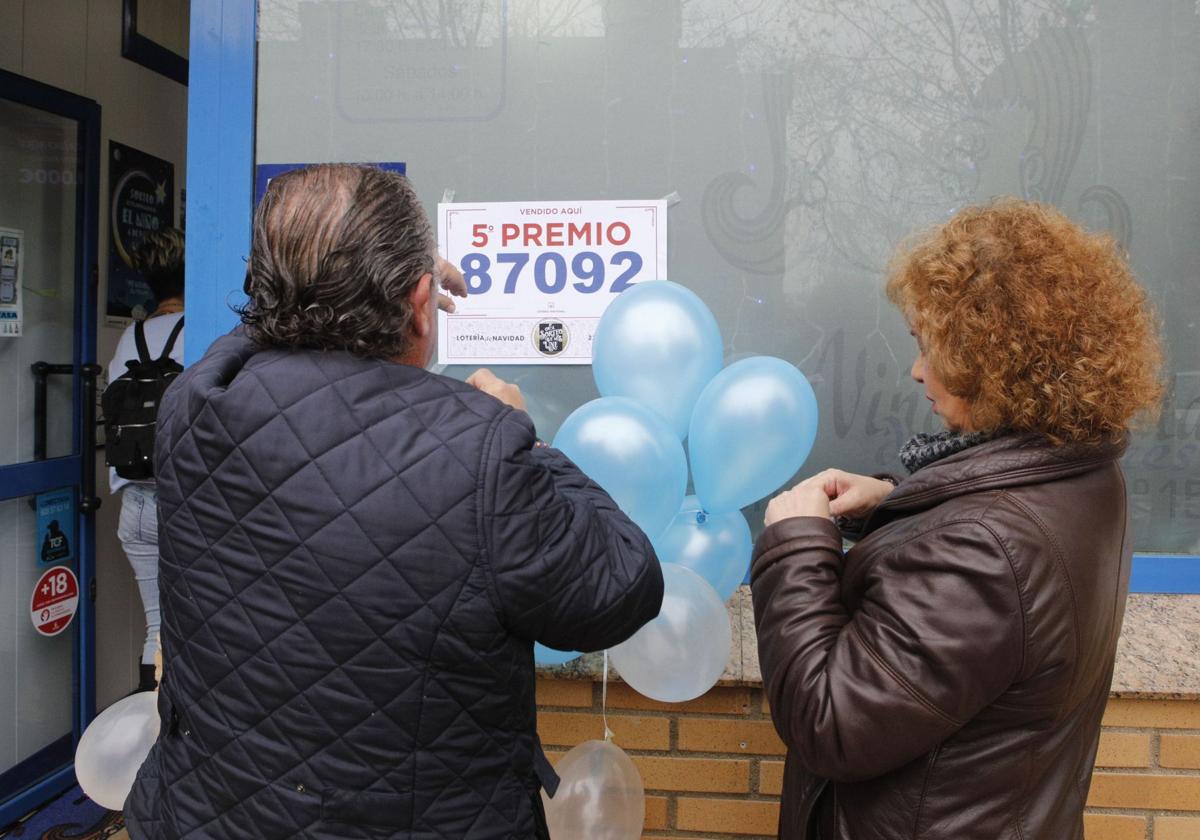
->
xmin=30 ymin=566 xmax=79 ymax=637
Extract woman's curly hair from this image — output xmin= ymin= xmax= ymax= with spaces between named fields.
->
xmin=239 ymin=164 xmax=435 ymax=358
xmin=886 ymin=199 xmax=1165 ymax=445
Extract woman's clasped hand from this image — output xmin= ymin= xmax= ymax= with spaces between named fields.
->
xmin=764 ymin=469 xmax=897 ymax=526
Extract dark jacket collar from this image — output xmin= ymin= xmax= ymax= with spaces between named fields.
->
xmin=181 ymin=328 xmax=432 ymax=403
xmin=866 ymin=433 xmax=1127 ymax=529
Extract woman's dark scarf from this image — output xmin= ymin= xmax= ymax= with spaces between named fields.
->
xmin=899 ymin=429 xmax=998 ymax=474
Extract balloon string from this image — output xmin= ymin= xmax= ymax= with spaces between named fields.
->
xmin=602 ymin=649 xmax=614 ymax=742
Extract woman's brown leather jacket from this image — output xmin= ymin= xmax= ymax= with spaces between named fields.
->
xmin=751 ymin=435 xmax=1131 ymax=839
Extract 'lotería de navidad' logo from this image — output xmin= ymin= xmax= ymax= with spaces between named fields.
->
xmin=534 ymin=321 xmax=568 ymax=356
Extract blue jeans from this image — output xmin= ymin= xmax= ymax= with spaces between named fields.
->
xmin=118 ymin=484 xmax=160 ymax=666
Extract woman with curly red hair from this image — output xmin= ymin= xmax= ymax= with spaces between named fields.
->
xmin=752 ymin=199 xmax=1164 ymax=839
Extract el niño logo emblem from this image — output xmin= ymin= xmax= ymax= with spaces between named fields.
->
xmin=535 ymin=322 xmax=569 ymax=356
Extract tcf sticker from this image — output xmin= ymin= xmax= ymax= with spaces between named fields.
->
xmin=36 ymin=488 xmax=76 ymax=566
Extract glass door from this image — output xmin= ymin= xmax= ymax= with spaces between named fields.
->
xmin=0 ymin=68 xmax=100 ymax=826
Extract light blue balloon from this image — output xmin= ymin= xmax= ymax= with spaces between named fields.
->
xmin=553 ymin=397 xmax=688 ymax=541
xmin=653 ymin=496 xmax=752 ymax=602
xmin=592 ymin=281 xmax=723 ymax=439
xmin=535 ymin=643 xmax=582 ymax=667
xmin=689 ymin=356 xmax=819 ymax=514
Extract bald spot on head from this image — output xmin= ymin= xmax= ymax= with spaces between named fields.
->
xmin=240 ymin=163 xmax=435 ymax=359
xmin=258 ymin=165 xmax=357 ymax=298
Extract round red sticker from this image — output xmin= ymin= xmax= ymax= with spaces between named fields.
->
xmin=30 ymin=566 xmax=79 ymax=637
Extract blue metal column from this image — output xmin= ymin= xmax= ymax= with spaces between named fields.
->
xmin=75 ymin=87 xmax=102 ymax=747
xmin=184 ymin=0 xmax=256 ymax=365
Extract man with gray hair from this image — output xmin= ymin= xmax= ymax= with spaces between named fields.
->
xmin=124 ymin=164 xmax=663 ymax=839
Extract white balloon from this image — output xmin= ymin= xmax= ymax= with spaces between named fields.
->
xmin=75 ymin=692 xmax=160 ymax=810
xmin=542 ymin=740 xmax=644 ymax=840
xmin=610 ymin=564 xmax=731 ymax=703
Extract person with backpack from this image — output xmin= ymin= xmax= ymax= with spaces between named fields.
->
xmin=103 ymin=227 xmax=185 ymax=693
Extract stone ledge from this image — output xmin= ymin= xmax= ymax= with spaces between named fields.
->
xmin=538 ymin=591 xmax=1200 ymax=700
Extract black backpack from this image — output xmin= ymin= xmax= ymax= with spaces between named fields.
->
xmin=103 ymin=317 xmax=184 ymax=481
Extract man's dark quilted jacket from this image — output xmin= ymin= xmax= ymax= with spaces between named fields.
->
xmin=124 ymin=331 xmax=664 ymax=839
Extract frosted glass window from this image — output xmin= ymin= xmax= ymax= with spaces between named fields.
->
xmin=256 ymin=0 xmax=1200 ymax=552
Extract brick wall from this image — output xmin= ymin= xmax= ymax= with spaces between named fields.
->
xmin=536 ymin=679 xmax=1200 ymax=839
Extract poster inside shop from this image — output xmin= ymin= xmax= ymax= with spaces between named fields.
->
xmin=0 ymin=228 xmax=23 ymax=337
xmin=107 ymin=141 xmax=174 ymax=323
xmin=437 ymin=200 xmax=668 ymax=365
xmin=36 ymin=488 xmax=76 ymax=567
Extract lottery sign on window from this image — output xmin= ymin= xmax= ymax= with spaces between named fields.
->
xmin=437 ymin=200 xmax=668 ymax=365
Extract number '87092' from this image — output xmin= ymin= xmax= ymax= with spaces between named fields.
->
xmin=459 ymin=251 xmax=644 ymax=295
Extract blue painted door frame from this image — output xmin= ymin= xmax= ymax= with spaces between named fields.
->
xmin=183 ymin=0 xmax=256 ymax=365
